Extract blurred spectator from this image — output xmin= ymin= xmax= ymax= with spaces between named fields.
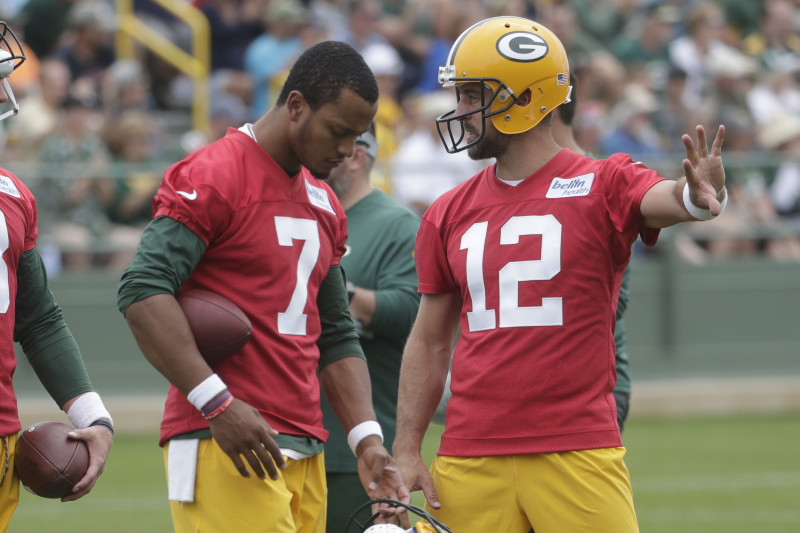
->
xmin=668 ymin=1 xmax=744 ymax=108
xmin=705 ymin=45 xmax=759 ymax=127
xmin=409 ymin=0 xmax=474 ymax=96
xmin=244 ymin=0 xmax=310 ymax=119
xmin=570 ymin=0 xmax=633 ymax=46
xmin=105 ymin=110 xmax=166 ymax=231
xmin=611 ymin=3 xmax=679 ymax=92
xmin=598 ymin=84 xmax=664 ymax=158
xmin=8 ymin=58 xmax=71 ymax=160
xmin=101 ymin=58 xmax=156 ymax=116
xmin=653 ymin=66 xmax=696 ymax=154
xmin=361 ymin=41 xmax=405 ymax=187
xmin=53 ymin=0 xmax=117 ymax=102
xmin=339 ymin=0 xmax=388 ymax=52
xmin=35 ymin=93 xmax=119 ymax=270
xmin=746 ymin=59 xmax=800 ymax=126
xmin=390 ymin=90 xmax=484 ymax=214
xmin=717 ymin=0 xmax=762 ymax=39
xmin=763 ymin=113 xmax=800 ymax=230
xmin=18 ymin=0 xmax=76 ymax=58
xmin=200 ymin=0 xmax=263 ymax=106
xmin=572 ymin=99 xmax=608 ymax=157
xmin=209 ymin=92 xmax=249 ymax=141
xmin=309 ymin=0 xmax=349 ymax=42
xmin=741 ymin=0 xmax=800 ymax=70
xmin=538 ymin=1 xmax=606 ymax=68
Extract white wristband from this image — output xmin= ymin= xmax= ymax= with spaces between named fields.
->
xmin=187 ymin=374 xmax=227 ymax=411
xmin=347 ymin=420 xmax=383 ymax=456
xmin=67 ymin=392 xmax=113 ymax=429
xmin=683 ymin=183 xmax=727 ymax=221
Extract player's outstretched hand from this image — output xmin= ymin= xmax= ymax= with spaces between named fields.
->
xmin=64 ymin=424 xmax=113 ymax=502
xmin=357 ymin=442 xmax=411 ymax=524
xmin=682 ymin=125 xmax=726 ymax=215
xmin=208 ymin=399 xmax=286 ymax=479
xmin=394 ymin=451 xmax=441 ymax=511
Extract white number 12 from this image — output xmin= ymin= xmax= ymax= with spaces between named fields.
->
xmin=460 ymin=215 xmax=562 ymax=332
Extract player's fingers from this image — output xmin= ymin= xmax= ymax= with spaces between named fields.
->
xmin=420 ymin=475 xmax=441 ymax=509
xmin=367 ymin=454 xmax=388 ymax=491
xmin=227 ymin=451 xmax=251 ymax=478
xmin=681 ymin=134 xmax=699 ymax=167
xmin=70 ymin=462 xmax=101 ymax=494
xmin=398 ymin=508 xmax=412 ymax=529
xmin=695 ymin=125 xmax=709 ymax=158
xmin=242 ymin=448 xmax=270 ymax=480
xmin=253 ymin=442 xmax=283 ymax=480
xmin=683 ymin=159 xmax=697 ymax=187
xmin=711 ymin=125 xmax=726 ymax=156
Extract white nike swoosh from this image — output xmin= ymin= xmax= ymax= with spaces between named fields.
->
xmin=177 ymin=189 xmax=198 ymax=200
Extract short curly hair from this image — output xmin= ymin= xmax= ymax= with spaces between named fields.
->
xmin=276 ymin=41 xmax=379 ymax=111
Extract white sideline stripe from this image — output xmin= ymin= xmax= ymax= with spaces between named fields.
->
xmin=629 ymin=376 xmax=800 ymax=418
xmin=15 ymin=376 xmax=800 ymax=433
xmin=17 ymin=394 xmax=166 ymax=433
xmin=634 ymin=471 xmax=800 ymax=492
xmin=14 ymin=496 xmax=167 ymax=516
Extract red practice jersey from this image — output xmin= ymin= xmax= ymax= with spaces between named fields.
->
xmin=0 ymin=170 xmax=38 ymax=435
xmin=155 ymin=129 xmax=348 ymax=445
xmin=416 ymin=149 xmax=665 ymax=456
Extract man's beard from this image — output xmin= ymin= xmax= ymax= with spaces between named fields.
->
xmin=466 ymin=120 xmax=509 ymax=160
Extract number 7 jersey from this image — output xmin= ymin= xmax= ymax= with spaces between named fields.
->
xmin=153 ymin=128 xmax=349 ymax=444
xmin=415 ymin=149 xmax=665 ymax=456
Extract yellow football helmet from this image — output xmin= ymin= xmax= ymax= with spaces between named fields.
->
xmin=436 ymin=16 xmax=571 ymax=153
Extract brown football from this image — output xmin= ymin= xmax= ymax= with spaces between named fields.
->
xmin=177 ymin=288 xmax=252 ymax=367
xmin=15 ymin=421 xmax=89 ymax=499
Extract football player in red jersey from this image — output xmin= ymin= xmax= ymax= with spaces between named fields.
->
xmin=393 ymin=17 xmax=727 ymax=533
xmin=0 ymin=20 xmax=113 ymax=527
xmin=118 ymin=41 xmax=408 ymax=532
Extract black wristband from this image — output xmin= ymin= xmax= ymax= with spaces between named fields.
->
xmin=90 ymin=419 xmax=114 ymax=436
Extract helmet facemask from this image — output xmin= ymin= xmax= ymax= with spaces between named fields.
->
xmin=435 ymin=75 xmax=517 ymax=154
xmin=0 ymin=21 xmax=26 ymax=121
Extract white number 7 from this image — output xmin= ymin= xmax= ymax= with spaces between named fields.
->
xmin=274 ymin=216 xmax=320 ymax=336
xmin=461 ymin=215 xmax=562 ymax=332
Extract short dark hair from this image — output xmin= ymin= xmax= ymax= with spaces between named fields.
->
xmin=276 ymin=41 xmax=379 ymax=110
xmin=556 ymin=72 xmax=578 ymax=127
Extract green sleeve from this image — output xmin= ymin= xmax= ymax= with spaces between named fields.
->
xmin=117 ymin=216 xmax=206 ymax=315
xmin=616 ymin=263 xmax=631 ymax=320
xmin=369 ymin=218 xmax=420 ymax=342
xmin=317 ymin=265 xmax=364 ymax=369
xmin=14 ymin=248 xmax=93 ymax=408
xmin=613 ymin=263 xmax=632 ymax=395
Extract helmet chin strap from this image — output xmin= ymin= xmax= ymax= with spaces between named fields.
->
xmin=0 ymin=77 xmax=18 ymax=121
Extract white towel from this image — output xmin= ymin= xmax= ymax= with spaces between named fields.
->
xmin=168 ymin=439 xmax=199 ymax=502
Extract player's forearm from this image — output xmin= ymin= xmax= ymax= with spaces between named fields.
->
xmin=125 ymin=293 xmax=214 ymax=396
xmin=349 ymin=286 xmax=376 ymax=325
xmin=319 ymin=356 xmax=377 ymax=432
xmin=393 ymin=339 xmax=452 ymax=455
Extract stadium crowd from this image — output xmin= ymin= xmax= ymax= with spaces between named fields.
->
xmin=1 ymin=0 xmax=799 ymax=271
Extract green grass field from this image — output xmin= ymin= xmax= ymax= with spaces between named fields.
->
xmin=9 ymin=413 xmax=800 ymax=532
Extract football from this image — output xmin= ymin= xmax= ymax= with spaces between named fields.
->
xmin=177 ymin=288 xmax=252 ymax=367
xmin=14 ymin=421 xmax=89 ymax=499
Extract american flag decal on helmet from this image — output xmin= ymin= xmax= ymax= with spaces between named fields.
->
xmin=557 ymin=73 xmax=568 ymax=86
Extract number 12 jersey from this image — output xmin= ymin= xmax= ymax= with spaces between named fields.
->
xmin=415 ymin=149 xmax=666 ymax=456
